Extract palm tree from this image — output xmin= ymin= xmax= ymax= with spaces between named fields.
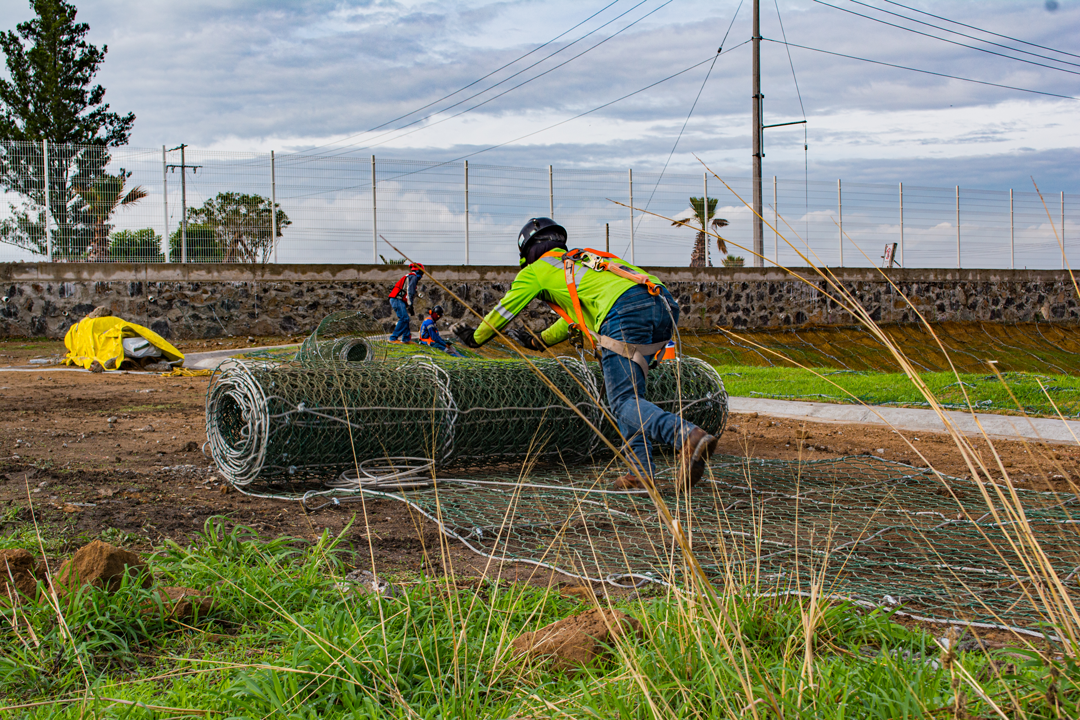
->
xmin=73 ymin=171 xmax=147 ymax=261
xmin=672 ymin=196 xmax=729 ymax=267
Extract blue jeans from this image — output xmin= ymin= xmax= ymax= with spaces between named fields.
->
xmin=389 ymin=297 xmax=411 ymax=342
xmin=599 ymin=285 xmax=690 ymax=478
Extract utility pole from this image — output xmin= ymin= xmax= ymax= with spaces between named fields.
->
xmin=166 ymin=144 xmax=201 ymax=263
xmin=751 ymin=0 xmax=764 ymax=266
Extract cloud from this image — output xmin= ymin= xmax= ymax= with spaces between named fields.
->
xmin=0 ymin=0 xmax=1076 ymax=196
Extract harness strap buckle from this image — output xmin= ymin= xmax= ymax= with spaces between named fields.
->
xmin=595 ymin=336 xmax=671 ymax=376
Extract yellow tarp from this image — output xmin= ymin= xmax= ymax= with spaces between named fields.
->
xmin=63 ymin=316 xmax=184 ymax=371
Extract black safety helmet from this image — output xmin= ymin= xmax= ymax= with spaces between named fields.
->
xmin=517 ymin=217 xmax=567 ymax=267
xmin=428 ymin=305 xmax=444 ymax=318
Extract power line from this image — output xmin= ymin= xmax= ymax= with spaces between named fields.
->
xmin=764 ymin=38 xmax=1074 ymax=99
xmin=812 ymin=0 xmax=1080 ymax=78
xmin=881 ymin=0 xmax=1080 ymax=61
xmin=846 ymin=0 xmax=1080 ymax=70
xmin=773 ymin=0 xmax=810 ymax=257
xmin=288 ymin=44 xmax=750 ymax=200
xmin=307 ymin=0 xmax=667 ymax=160
xmin=292 ymin=0 xmax=626 ymax=157
xmin=774 ymin=0 xmax=806 ymax=118
xmin=320 ymin=0 xmax=676 ymax=159
xmin=452 ymin=43 xmax=749 ymax=172
xmin=634 ymin=0 xmax=745 ymax=235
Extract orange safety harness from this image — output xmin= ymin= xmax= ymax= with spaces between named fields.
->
xmin=545 ymin=248 xmax=676 ymax=373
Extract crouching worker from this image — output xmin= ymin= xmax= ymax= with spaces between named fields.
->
xmin=420 ymin=305 xmax=463 ymax=357
xmin=453 ymin=217 xmax=720 ymax=490
xmin=388 ymin=262 xmax=424 ymax=344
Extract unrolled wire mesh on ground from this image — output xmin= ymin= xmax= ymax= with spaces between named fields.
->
xmin=357 ymin=453 xmax=1080 ymax=634
xmin=207 ymin=314 xmax=1079 ymax=634
xmin=205 ymin=355 xmax=728 ymax=486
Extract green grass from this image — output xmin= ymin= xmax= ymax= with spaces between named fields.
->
xmin=3 ymin=518 xmax=1077 ymax=718
xmin=716 ymin=364 xmax=1080 ymax=417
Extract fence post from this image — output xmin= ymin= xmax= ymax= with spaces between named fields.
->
xmin=605 ymin=223 xmax=610 ymax=254
xmin=162 ymin=145 xmax=169 ymax=263
xmin=898 ymin=182 xmax=904 ymax=268
xmin=548 ymin=165 xmax=554 ymax=218
xmin=371 ymin=155 xmax=377 ymax=264
xmin=42 ymin=139 xmax=51 ymax=261
xmin=1010 ymin=189 xmax=1015 ymax=270
xmin=180 ymin=145 xmax=188 ymax=264
xmin=773 ymin=175 xmax=778 ymax=264
xmin=271 ymin=151 xmax=278 ymax=264
xmin=464 ymin=160 xmax=470 ymax=266
xmin=956 ymin=185 xmax=961 ymax=269
xmin=837 ymin=179 xmax=843 ymax=267
xmin=629 ymin=168 xmax=635 ymax=264
xmin=1062 ymin=191 xmax=1066 ymax=270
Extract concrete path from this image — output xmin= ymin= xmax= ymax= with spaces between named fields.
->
xmin=0 ymin=345 xmax=293 ymax=373
xmin=183 ymin=345 xmax=294 ymax=370
xmin=729 ymin=396 xmax=1080 ymax=445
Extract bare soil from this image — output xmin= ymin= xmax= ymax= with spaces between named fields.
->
xmin=1 ymin=336 xmax=1077 ymax=643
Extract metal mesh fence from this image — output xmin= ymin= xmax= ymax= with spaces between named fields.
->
xmin=0 ymin=140 xmax=1073 ymax=268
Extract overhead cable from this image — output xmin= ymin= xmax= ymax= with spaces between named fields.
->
xmin=312 ymin=0 xmax=672 ymax=160
xmin=774 ymin=0 xmax=811 ymax=257
xmin=845 ymin=0 xmax=1080 ymax=69
xmin=293 ymin=0 xmax=626 ymax=157
xmin=288 ymin=44 xmax=749 ymax=200
xmin=374 ymin=44 xmax=749 ymax=177
xmin=634 ymin=0 xmax=744 ymax=235
xmin=812 ymin=0 xmax=1080 ymax=77
xmin=765 ymin=38 xmax=1074 ymax=99
xmin=881 ymin=0 xmax=1080 ymax=61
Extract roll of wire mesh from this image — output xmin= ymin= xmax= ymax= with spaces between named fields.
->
xmin=206 ymin=355 xmax=728 ymax=486
xmin=296 ymin=310 xmax=386 ymax=366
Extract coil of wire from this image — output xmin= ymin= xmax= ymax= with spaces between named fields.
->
xmin=206 ymin=355 xmax=727 ymax=485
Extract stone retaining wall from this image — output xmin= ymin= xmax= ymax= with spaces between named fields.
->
xmin=1 ymin=263 xmax=1077 ymax=340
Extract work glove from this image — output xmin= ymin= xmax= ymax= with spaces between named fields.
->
xmin=453 ymin=324 xmax=482 ymax=349
xmin=508 ymin=327 xmax=546 ymax=352
xmin=407 ymin=304 xmax=415 ymax=316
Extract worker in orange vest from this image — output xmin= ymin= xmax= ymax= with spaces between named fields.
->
xmin=388 ymin=262 xmax=424 ymax=344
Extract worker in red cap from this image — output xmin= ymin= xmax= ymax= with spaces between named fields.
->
xmin=388 ymin=262 xmax=424 ymax=344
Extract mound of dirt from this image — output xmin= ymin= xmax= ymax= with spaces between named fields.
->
xmin=1 ymin=548 xmax=42 ymax=603
xmin=511 ymin=608 xmax=643 ymax=671
xmin=54 ymin=540 xmax=151 ymax=593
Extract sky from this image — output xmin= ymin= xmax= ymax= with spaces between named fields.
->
xmin=1 ymin=0 xmax=1077 ymax=191
xmin=1 ymin=0 xmax=1078 ymax=268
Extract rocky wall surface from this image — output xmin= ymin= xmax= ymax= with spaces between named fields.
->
xmin=1 ymin=264 xmax=1077 ymax=340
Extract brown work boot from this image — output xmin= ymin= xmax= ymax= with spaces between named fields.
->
xmin=612 ymin=473 xmax=649 ymax=491
xmin=677 ymin=427 xmax=721 ymax=489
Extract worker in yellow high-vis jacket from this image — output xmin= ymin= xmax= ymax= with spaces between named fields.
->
xmin=454 ymin=217 xmax=720 ymax=490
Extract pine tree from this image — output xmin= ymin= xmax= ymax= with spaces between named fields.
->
xmin=0 ymin=0 xmax=135 ymax=258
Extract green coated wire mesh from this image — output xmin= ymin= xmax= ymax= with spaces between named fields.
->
xmin=355 ymin=455 xmax=1079 ymax=634
xmin=206 ymin=354 xmax=729 ymax=485
xmin=296 ymin=310 xmax=388 ymax=365
xmin=209 ymin=313 xmax=1080 ymax=634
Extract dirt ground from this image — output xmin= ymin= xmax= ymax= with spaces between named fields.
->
xmin=2 ymin=337 xmax=1078 ymax=631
